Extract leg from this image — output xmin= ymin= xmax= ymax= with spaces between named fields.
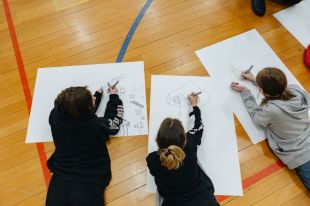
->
xmin=46 ymin=175 xmax=68 ymax=206
xmin=295 ymin=160 xmax=310 ymax=192
xmin=68 ymin=182 xmax=104 ymax=206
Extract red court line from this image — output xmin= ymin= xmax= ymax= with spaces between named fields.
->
xmin=2 ymin=0 xmax=51 ymax=187
xmin=216 ymin=160 xmax=284 ymax=202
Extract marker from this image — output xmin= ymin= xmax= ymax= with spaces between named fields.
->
xmin=111 ymin=80 xmax=119 ymax=89
xmin=192 ymin=91 xmax=201 ymax=96
xmin=244 ymin=65 xmax=254 ymax=74
xmin=107 ymin=80 xmax=120 ymax=92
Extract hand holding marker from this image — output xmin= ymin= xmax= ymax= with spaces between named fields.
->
xmin=107 ymin=80 xmax=119 ymax=94
xmin=241 ymin=65 xmax=253 ymax=79
xmin=192 ymin=91 xmax=201 ymax=96
xmin=188 ymin=91 xmax=200 ymax=107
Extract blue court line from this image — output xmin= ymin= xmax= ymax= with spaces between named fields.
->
xmin=116 ymin=0 xmax=153 ymax=62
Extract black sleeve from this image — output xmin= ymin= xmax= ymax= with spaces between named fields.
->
xmin=146 ymin=153 xmax=155 ymax=176
xmin=98 ymin=94 xmax=124 ymax=136
xmin=186 ymin=106 xmax=204 ymax=146
xmin=93 ymin=91 xmax=103 ymax=113
xmin=49 ymin=108 xmax=55 ymax=126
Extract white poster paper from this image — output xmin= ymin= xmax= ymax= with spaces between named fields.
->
xmin=274 ymin=0 xmax=310 ymax=48
xmin=196 ymin=29 xmax=303 ymax=144
xmin=26 ymin=62 xmax=148 ymax=143
xmin=147 ymin=75 xmax=242 ymax=196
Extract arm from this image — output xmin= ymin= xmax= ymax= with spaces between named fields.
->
xmin=98 ymin=94 xmax=124 ymax=136
xmin=240 ymin=89 xmax=275 ymax=127
xmin=146 ymin=154 xmax=156 ymax=176
xmin=187 ymin=106 xmax=204 ymax=146
xmin=93 ymin=91 xmax=103 ymax=113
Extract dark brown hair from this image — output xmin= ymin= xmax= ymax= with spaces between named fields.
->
xmin=256 ymin=67 xmax=295 ymax=105
xmin=156 ymin=118 xmax=186 ymax=170
xmin=54 ymin=86 xmax=94 ymax=117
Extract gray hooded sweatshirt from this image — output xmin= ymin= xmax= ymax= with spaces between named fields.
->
xmin=240 ymin=84 xmax=310 ymax=169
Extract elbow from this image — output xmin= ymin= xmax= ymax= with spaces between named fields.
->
xmin=110 ymin=128 xmax=120 ymax=136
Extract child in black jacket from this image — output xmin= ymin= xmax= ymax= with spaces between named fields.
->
xmin=46 ymin=86 xmax=123 ymax=206
xmin=146 ymin=93 xmax=220 ymax=206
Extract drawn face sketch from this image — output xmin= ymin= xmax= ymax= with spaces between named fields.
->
xmin=166 ymin=81 xmax=210 ymax=130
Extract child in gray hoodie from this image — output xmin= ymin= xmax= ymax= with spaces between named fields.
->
xmin=231 ymin=67 xmax=310 ymax=191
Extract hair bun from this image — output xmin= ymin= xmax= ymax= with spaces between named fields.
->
xmin=159 ymin=145 xmax=185 ymax=170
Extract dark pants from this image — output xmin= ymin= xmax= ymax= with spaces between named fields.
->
xmin=157 ymin=191 xmax=220 ymax=206
xmin=46 ymin=175 xmax=105 ymax=206
xmin=295 ymin=160 xmax=310 ymax=192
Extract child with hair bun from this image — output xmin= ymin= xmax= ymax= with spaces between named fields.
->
xmin=146 ymin=93 xmax=220 ymax=206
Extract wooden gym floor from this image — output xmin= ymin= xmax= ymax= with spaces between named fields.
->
xmin=0 ymin=0 xmax=310 ymax=205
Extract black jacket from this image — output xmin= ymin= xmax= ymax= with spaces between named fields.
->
xmin=147 ymin=106 xmax=219 ymax=206
xmin=47 ymin=92 xmax=123 ymax=187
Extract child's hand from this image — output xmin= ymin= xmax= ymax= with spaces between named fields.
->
xmin=97 ymin=88 xmax=103 ymax=94
xmin=241 ymin=72 xmax=256 ymax=82
xmin=109 ymin=86 xmax=118 ymax=94
xmin=231 ymin=82 xmax=247 ymax=92
xmin=188 ymin=93 xmax=198 ymax=107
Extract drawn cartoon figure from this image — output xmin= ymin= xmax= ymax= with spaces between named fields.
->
xmin=166 ymin=81 xmax=210 ymax=129
xmin=134 ymin=121 xmax=144 ymax=135
xmin=118 ymin=87 xmax=126 ymax=98
xmin=120 ymin=119 xmax=130 ymax=136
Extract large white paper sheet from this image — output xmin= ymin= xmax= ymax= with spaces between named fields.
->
xmin=147 ymin=75 xmax=242 ymax=196
xmin=274 ymin=0 xmax=310 ymax=48
xmin=26 ymin=62 xmax=148 ymax=143
xmin=196 ymin=29 xmax=303 ymax=144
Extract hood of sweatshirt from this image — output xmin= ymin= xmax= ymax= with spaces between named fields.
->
xmin=49 ymin=108 xmax=94 ymax=134
xmin=268 ymin=85 xmax=310 ymax=119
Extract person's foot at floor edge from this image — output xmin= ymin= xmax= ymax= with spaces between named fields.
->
xmin=251 ymin=0 xmax=266 ymax=17
xmin=277 ymin=0 xmax=302 ymax=6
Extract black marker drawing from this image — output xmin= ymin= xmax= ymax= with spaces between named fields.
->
xmin=166 ymin=81 xmax=210 ymax=129
xmin=134 ymin=121 xmax=144 ymax=135
xmin=130 ymin=100 xmax=144 ymax=108
xmin=120 ymin=119 xmax=130 ymax=136
xmin=94 ymin=73 xmax=147 ymax=136
xmin=135 ymin=108 xmax=142 ymax=115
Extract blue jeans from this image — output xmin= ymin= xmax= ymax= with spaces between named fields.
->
xmin=295 ymin=160 xmax=310 ymax=192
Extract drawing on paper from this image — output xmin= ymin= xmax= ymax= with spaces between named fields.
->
xmin=130 ymin=100 xmax=144 ymax=108
xmin=165 ymin=81 xmax=210 ymax=129
xmin=120 ymin=119 xmax=131 ymax=136
xmin=97 ymin=74 xmax=147 ymax=136
xmin=230 ymin=66 xmax=263 ymax=102
xmin=230 ymin=67 xmax=243 ymax=80
xmin=134 ymin=121 xmax=144 ymax=135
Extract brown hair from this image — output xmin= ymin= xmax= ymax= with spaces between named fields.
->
xmin=256 ymin=67 xmax=295 ymax=105
xmin=54 ymin=86 xmax=94 ymax=117
xmin=156 ymin=118 xmax=186 ymax=170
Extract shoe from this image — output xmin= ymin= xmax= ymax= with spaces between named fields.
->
xmin=251 ymin=0 xmax=266 ymax=17
xmin=277 ymin=0 xmax=301 ymax=6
